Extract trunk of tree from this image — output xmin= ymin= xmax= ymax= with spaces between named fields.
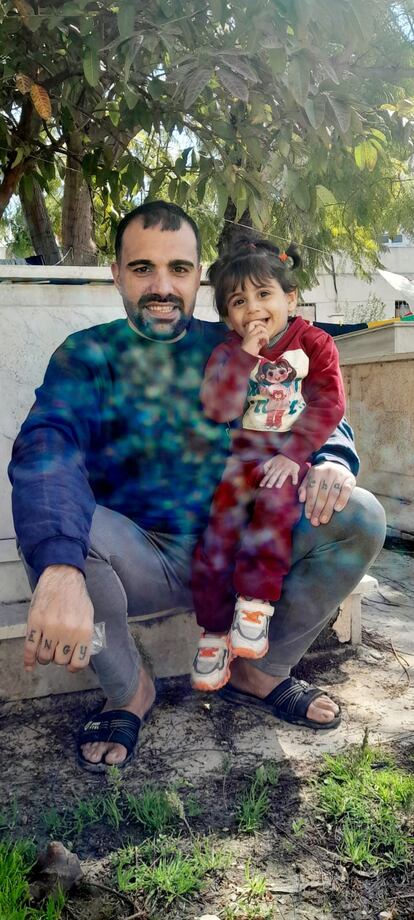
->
xmin=0 ymin=161 xmax=28 ymax=219
xmin=61 ymin=131 xmax=97 ymax=265
xmin=20 ymin=176 xmax=62 ymax=265
xmin=0 ymin=99 xmax=41 ymax=219
xmin=217 ymin=199 xmax=254 ymax=255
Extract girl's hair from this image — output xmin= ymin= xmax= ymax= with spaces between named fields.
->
xmin=208 ymin=237 xmax=301 ymax=318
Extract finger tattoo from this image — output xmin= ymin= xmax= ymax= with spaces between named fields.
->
xmin=309 ymin=478 xmax=316 ymax=487
xmin=27 ymin=629 xmax=37 ymax=643
xmin=321 ymin=480 xmax=328 ymax=491
xmin=62 ymin=645 xmax=71 ymax=656
xmin=333 ymin=482 xmax=341 ymax=491
xmin=78 ymin=645 xmax=88 ymax=660
xmin=43 ymin=638 xmax=52 ymax=650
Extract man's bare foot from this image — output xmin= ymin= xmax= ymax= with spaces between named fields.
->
xmin=81 ymin=668 xmax=156 ymax=766
xmin=229 ymin=659 xmax=339 ymax=725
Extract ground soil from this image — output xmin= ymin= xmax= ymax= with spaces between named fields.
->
xmin=1 ymin=546 xmax=414 ymax=919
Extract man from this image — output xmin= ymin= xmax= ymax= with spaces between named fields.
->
xmin=9 ymin=201 xmax=386 ymax=771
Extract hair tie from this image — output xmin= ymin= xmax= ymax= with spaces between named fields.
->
xmin=279 ymin=252 xmax=288 ymax=262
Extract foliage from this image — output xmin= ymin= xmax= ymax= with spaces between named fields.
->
xmin=2 ymin=1 xmax=414 ymax=266
xmin=318 ymin=743 xmax=414 ymax=869
xmin=237 ymin=761 xmax=279 ymax=834
xmin=342 ymin=293 xmax=387 ymax=324
xmin=41 ymin=771 xmax=196 ymax=842
xmin=115 ymin=835 xmax=228 ymax=907
xmin=0 ymin=840 xmax=65 ymax=919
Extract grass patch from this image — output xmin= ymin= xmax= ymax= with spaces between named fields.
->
xmin=237 ymin=762 xmax=279 ymax=834
xmin=42 ymin=769 xmax=196 ymax=841
xmin=0 ymin=799 xmax=19 ymax=834
xmin=223 ymin=861 xmax=273 ymax=919
xmin=115 ymin=834 xmax=228 ymax=907
xmin=0 ymin=840 xmax=65 ymax=919
xmin=318 ymin=742 xmax=414 ymax=869
xmin=125 ymin=785 xmax=179 ymax=834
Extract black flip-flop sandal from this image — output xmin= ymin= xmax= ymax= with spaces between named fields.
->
xmin=219 ymin=676 xmax=341 ymax=731
xmin=77 ymin=709 xmax=144 ymax=773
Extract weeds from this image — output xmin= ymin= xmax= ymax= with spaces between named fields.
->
xmin=115 ymin=834 xmax=228 ymax=907
xmin=318 ymin=743 xmax=414 ymax=869
xmin=0 ymin=840 xmax=65 ymax=919
xmin=223 ymin=860 xmax=273 ymax=919
xmin=42 ymin=770 xmax=196 ymax=841
xmin=291 ymin=817 xmax=306 ymax=837
xmin=237 ymin=761 xmax=279 ymax=833
xmin=125 ymin=785 xmax=179 ymax=834
xmin=0 ymin=799 xmax=19 ymax=834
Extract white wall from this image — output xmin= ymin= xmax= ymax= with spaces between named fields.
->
xmin=302 ymin=247 xmax=414 ymax=323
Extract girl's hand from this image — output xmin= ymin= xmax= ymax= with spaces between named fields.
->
xmin=241 ymin=321 xmax=269 ymax=356
xmin=260 ymin=454 xmax=300 ymax=488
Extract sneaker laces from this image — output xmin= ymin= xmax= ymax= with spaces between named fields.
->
xmin=241 ymin=610 xmax=265 ymax=624
xmin=198 ymin=646 xmax=220 ymax=658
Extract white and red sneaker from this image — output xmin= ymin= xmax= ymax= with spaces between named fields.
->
xmin=230 ymin=598 xmax=274 ymax=659
xmin=191 ymin=633 xmax=232 ymax=692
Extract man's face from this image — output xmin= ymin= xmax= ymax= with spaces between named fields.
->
xmin=111 ymin=218 xmax=202 ymax=340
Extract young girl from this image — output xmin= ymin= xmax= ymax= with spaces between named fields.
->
xmin=191 ymin=238 xmax=346 ymax=691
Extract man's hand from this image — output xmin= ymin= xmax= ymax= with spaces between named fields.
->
xmin=24 ymin=565 xmax=94 ymax=673
xmin=298 ymin=461 xmax=356 ymax=526
xmin=241 ymin=321 xmax=269 ymax=357
xmin=260 ymin=454 xmax=300 ymax=489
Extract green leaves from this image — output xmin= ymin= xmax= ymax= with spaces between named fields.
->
xmin=328 ymin=96 xmax=352 ymax=134
xmin=354 ymin=141 xmax=378 ymax=171
xmin=83 ymin=43 xmax=99 ymax=87
xmin=117 ymin=2 xmax=135 ymax=40
xmin=304 ymin=95 xmax=326 ymax=130
xmin=182 ymin=68 xmax=212 ymax=109
xmin=288 ymin=52 xmax=311 ymax=106
xmin=217 ymin=67 xmax=249 ymax=101
xmin=315 ymin=185 xmax=337 ymax=208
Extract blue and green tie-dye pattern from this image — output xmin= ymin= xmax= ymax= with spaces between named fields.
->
xmin=8 ymin=317 xmax=359 ymax=577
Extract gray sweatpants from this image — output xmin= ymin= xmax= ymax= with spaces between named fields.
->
xmin=24 ymin=488 xmax=385 ymax=707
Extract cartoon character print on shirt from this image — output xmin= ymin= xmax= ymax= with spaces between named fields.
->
xmin=242 ymin=348 xmax=309 ymax=431
xmin=257 ymin=359 xmax=296 ymax=429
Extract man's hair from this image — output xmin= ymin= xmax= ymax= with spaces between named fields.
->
xmin=115 ymin=200 xmax=201 ymax=263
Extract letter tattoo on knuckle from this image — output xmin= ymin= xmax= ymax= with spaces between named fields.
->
xmin=62 ymin=645 xmax=71 ymax=656
xmin=43 ymin=638 xmax=52 ymax=651
xmin=321 ymin=480 xmax=328 ymax=491
xmin=333 ymin=482 xmax=341 ymax=491
xmin=27 ymin=629 xmax=37 ymax=643
xmin=78 ymin=645 xmax=88 ymax=660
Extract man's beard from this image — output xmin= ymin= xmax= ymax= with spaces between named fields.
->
xmin=124 ymin=293 xmax=193 ymax=341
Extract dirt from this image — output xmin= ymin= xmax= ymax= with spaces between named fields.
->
xmin=1 ymin=661 xmax=414 ymax=920
xmin=1 ymin=546 xmax=414 ymax=919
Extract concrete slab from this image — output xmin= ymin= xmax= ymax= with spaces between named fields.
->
xmin=363 ymin=546 xmax=414 ymax=653
xmin=0 ymin=607 xmax=200 ymax=702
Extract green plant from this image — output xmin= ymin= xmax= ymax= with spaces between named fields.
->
xmin=237 ymin=762 xmax=279 ymax=834
xmin=125 ymin=785 xmax=179 ymax=834
xmin=318 ymin=743 xmax=414 ymax=869
xmin=291 ymin=817 xmax=307 ymax=837
xmin=0 ymin=840 xmax=65 ymax=919
xmin=115 ymin=835 xmax=228 ymax=907
xmin=0 ymin=799 xmax=19 ymax=833
xmin=223 ymin=864 xmax=272 ymax=920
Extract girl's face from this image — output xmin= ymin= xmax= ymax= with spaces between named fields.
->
xmin=226 ymin=277 xmax=297 ymax=341
xmin=266 ymin=365 xmax=289 ymax=382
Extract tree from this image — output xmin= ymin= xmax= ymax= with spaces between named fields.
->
xmin=1 ymin=0 xmax=414 ymax=268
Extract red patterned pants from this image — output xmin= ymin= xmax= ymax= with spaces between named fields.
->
xmin=192 ymin=455 xmax=309 ymax=632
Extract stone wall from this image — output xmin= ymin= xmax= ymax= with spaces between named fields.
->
xmin=341 ymin=354 xmax=414 ymax=539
